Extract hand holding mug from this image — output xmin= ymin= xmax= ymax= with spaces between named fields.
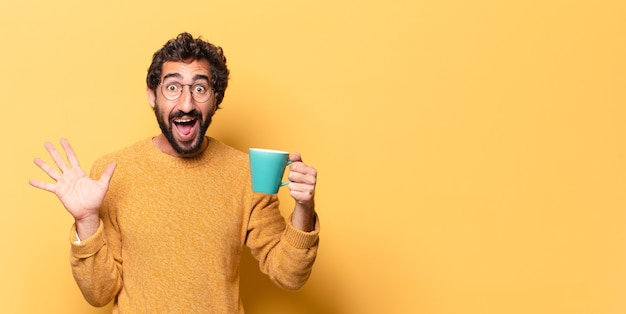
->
xmin=249 ymin=148 xmax=317 ymax=231
xmin=248 ymin=148 xmax=316 ymax=201
xmin=285 ymin=152 xmax=316 ymax=206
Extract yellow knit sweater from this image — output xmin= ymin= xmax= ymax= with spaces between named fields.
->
xmin=69 ymin=137 xmax=319 ymax=313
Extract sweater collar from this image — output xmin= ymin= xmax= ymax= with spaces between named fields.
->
xmin=146 ymin=136 xmax=217 ymax=168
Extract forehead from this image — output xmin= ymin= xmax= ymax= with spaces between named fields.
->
xmin=161 ymin=59 xmax=211 ymax=80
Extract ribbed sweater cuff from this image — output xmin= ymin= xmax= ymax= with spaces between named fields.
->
xmin=284 ymin=214 xmax=320 ymax=249
xmin=69 ymin=220 xmax=106 ymax=258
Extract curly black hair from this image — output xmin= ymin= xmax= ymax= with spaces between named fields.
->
xmin=146 ymin=32 xmax=230 ymax=107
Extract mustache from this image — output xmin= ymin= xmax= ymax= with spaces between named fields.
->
xmin=169 ymin=109 xmax=202 ymax=120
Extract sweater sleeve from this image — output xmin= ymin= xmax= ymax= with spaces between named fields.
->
xmin=245 ymin=194 xmax=320 ymax=290
xmin=68 ymin=159 xmax=124 ymax=307
xmin=69 ymin=220 xmax=123 ymax=307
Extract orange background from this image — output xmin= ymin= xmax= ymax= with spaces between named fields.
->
xmin=1 ymin=1 xmax=625 ymax=313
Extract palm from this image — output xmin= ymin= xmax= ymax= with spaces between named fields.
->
xmin=29 ymin=139 xmax=116 ymax=220
xmin=54 ymin=165 xmax=110 ymax=219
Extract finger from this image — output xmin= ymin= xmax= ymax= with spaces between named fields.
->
xmin=289 ymin=183 xmax=315 ymax=203
xmin=44 ymin=141 xmax=69 ymax=172
xmin=60 ymin=138 xmax=81 ymax=167
xmin=28 ymin=178 xmax=56 ymax=193
xmin=289 ymin=182 xmax=315 ymax=194
xmin=98 ymin=162 xmax=117 ymax=185
xmin=33 ymin=157 xmax=62 ymax=181
xmin=289 ymin=163 xmax=317 ymax=179
xmin=289 ymin=152 xmax=303 ymax=163
xmin=289 ymin=171 xmax=317 ymax=186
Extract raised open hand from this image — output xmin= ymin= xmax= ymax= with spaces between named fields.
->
xmin=29 ymin=139 xmax=116 ymax=225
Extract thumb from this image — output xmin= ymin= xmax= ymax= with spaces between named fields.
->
xmin=289 ymin=152 xmax=302 ymax=163
xmin=98 ymin=162 xmax=117 ymax=185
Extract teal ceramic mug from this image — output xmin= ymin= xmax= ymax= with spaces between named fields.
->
xmin=248 ymin=148 xmax=291 ymax=194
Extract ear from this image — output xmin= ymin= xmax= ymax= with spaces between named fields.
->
xmin=147 ymin=87 xmax=156 ymax=109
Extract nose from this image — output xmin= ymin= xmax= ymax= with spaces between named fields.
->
xmin=177 ymin=85 xmax=195 ymax=113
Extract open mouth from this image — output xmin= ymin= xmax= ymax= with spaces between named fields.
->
xmin=173 ymin=117 xmax=199 ymax=139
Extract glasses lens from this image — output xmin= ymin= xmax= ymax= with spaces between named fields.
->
xmin=191 ymin=83 xmax=212 ymax=102
xmin=162 ymin=82 xmax=182 ymax=100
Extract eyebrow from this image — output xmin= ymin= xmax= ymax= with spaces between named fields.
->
xmin=162 ymin=73 xmax=210 ymax=83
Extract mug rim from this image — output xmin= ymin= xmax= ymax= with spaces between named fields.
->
xmin=249 ymin=148 xmax=289 ymax=154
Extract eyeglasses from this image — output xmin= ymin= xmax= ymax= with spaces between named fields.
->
xmin=160 ymin=81 xmax=213 ymax=103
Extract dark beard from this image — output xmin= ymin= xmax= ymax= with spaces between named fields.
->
xmin=154 ymin=106 xmax=212 ymax=155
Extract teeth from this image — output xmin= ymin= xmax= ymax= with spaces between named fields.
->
xmin=174 ymin=118 xmax=193 ymax=123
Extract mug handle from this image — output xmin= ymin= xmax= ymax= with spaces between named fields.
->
xmin=280 ymin=160 xmax=292 ymax=186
